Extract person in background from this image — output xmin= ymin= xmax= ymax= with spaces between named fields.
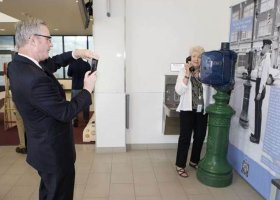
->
xmin=175 ymin=46 xmax=215 ymax=178
xmin=14 ymin=106 xmax=27 ymax=154
xmin=8 ymin=17 xmax=98 ymax=200
xmin=6 ymin=63 xmax=27 ymax=154
xmin=68 ymin=58 xmax=91 ymax=127
xmin=250 ymin=39 xmax=272 ymax=144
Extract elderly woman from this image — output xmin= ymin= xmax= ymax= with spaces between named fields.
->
xmin=175 ymin=46 xmax=215 ymax=178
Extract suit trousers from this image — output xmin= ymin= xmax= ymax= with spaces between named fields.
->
xmin=38 ymin=167 xmax=75 ymax=200
xmin=176 ymin=110 xmax=208 ymax=168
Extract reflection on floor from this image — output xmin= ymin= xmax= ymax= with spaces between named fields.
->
xmin=0 ymin=145 xmax=264 ymax=200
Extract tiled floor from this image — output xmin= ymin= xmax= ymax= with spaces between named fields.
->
xmin=0 ymin=145 xmax=264 ymax=200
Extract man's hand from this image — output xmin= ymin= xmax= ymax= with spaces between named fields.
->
xmin=83 ymin=71 xmax=97 ymax=93
xmin=73 ymin=49 xmax=99 ymax=60
xmin=255 ymin=93 xmax=262 ymax=101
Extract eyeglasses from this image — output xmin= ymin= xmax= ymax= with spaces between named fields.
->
xmin=34 ymin=34 xmax=52 ymax=42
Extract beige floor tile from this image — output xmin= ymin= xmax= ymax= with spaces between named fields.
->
xmin=0 ymin=164 xmax=10 ymax=175
xmin=15 ymin=172 xmax=39 ymax=186
xmin=154 ymin=168 xmax=178 ymax=182
xmin=230 ymin=176 xmax=264 ymax=200
xmin=109 ymin=196 xmax=135 ymax=200
xmin=4 ymin=163 xmax=29 ymax=175
xmin=110 ymin=183 xmax=135 ymax=198
xmin=136 ymin=197 xmax=162 ymax=200
xmin=0 ymin=146 xmax=266 ymax=200
xmin=112 ymin=152 xmax=132 ymax=163
xmin=148 ymin=150 xmax=169 ymax=162
xmin=0 ymin=153 xmax=20 ymax=165
xmin=133 ymin=171 xmax=157 ymax=184
xmin=152 ymin=161 xmax=174 ymax=172
xmin=164 ymin=149 xmax=177 ymax=162
xmin=76 ymin=172 xmax=90 ymax=185
xmin=134 ymin=183 xmax=160 ymax=196
xmin=0 ymin=173 xmax=21 ymax=186
xmin=93 ymin=153 xmax=113 ymax=163
xmin=87 ymin=172 xmax=111 ymax=185
xmin=132 ymin=161 xmax=154 ymax=172
xmin=0 ymin=185 xmax=12 ymax=200
xmin=179 ymin=173 xmax=211 ymax=195
xmin=3 ymin=185 xmax=35 ymax=200
xmin=112 ymin=162 xmax=133 ymax=173
xmin=29 ymin=189 xmax=39 ymax=200
xmin=74 ymin=184 xmax=86 ymax=200
xmin=75 ymin=144 xmax=95 ymax=152
xmin=83 ymin=182 xmax=110 ymax=198
xmin=91 ymin=161 xmax=112 ymax=173
xmin=208 ymin=187 xmax=240 ymax=200
xmin=111 ymin=171 xmax=133 ymax=183
xmin=130 ymin=150 xmax=150 ymax=162
xmin=158 ymin=182 xmax=188 ymax=200
xmin=187 ymin=193 xmax=215 ymax=200
xmin=76 ymin=162 xmax=92 ymax=173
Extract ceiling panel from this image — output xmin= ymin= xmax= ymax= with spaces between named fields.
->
xmin=0 ymin=0 xmax=92 ymax=35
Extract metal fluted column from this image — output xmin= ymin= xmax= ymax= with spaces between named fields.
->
xmin=197 ymin=90 xmax=235 ymax=187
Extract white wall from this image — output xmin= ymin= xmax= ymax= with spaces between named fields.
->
xmin=93 ymin=0 xmax=233 ymax=149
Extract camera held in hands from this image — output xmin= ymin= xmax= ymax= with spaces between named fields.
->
xmin=89 ymin=58 xmax=98 ymax=75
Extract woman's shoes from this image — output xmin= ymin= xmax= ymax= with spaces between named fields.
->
xmin=176 ymin=167 xmax=189 ymax=178
xmin=189 ymin=161 xmax=198 ymax=169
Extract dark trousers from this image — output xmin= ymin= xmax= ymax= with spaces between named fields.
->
xmin=252 ymin=78 xmax=266 ymax=142
xmin=176 ymin=110 xmax=208 ymax=168
xmin=38 ymin=167 xmax=75 ymax=200
xmin=71 ymin=89 xmax=90 ymax=121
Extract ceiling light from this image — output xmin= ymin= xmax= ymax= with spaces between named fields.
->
xmin=0 ymin=29 xmax=5 ymax=31
xmin=53 ymin=28 xmax=59 ymax=31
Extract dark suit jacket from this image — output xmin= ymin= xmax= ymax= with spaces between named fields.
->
xmin=8 ymin=52 xmax=92 ymax=173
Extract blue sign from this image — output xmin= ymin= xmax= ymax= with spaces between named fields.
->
xmin=230 ymin=16 xmax=253 ymax=32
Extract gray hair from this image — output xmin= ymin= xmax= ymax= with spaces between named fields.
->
xmin=189 ymin=46 xmax=205 ymax=56
xmin=15 ymin=17 xmax=47 ymax=49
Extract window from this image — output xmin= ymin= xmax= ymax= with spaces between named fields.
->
xmin=0 ymin=36 xmax=14 ymax=50
xmin=258 ymin=19 xmax=272 ymax=37
xmin=64 ymin=36 xmax=88 ymax=79
xmin=49 ymin=36 xmax=64 ymax=78
xmin=243 ymin=3 xmax=254 ymax=18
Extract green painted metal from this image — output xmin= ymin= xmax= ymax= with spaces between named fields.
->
xmin=197 ymin=90 xmax=235 ymax=187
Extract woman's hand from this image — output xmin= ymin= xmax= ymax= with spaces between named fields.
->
xmin=183 ymin=62 xmax=191 ymax=85
xmin=184 ymin=62 xmax=191 ymax=78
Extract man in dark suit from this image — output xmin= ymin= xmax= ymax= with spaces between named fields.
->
xmin=8 ymin=17 xmax=98 ymax=200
